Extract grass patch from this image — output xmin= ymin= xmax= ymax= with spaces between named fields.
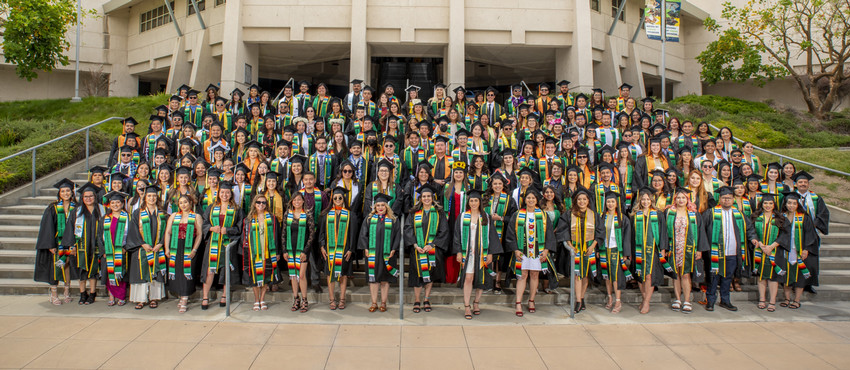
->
xmin=669 ymin=94 xmax=773 ymax=114
xmin=0 ymin=94 xmax=167 ymax=193
xmin=757 ymin=148 xmax=850 ymax=176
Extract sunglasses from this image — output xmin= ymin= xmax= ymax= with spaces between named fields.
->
xmin=256 ymin=201 xmax=267 ymax=205
xmin=342 ymin=169 xmax=353 ymax=173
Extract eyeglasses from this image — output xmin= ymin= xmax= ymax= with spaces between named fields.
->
xmin=333 ymin=196 xmax=344 ymax=200
xmin=342 ymin=169 xmax=353 ymax=173
xmin=487 ymin=93 xmax=495 ymax=96
xmin=702 ymin=164 xmax=713 ymax=168
xmin=256 ymin=201 xmax=267 ymax=205
xmin=121 ymin=154 xmax=132 ymax=157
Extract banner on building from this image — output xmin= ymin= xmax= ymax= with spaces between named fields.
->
xmin=644 ymin=0 xmax=680 ymax=42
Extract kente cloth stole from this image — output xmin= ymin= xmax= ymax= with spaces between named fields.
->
xmin=634 ymin=210 xmax=662 ymax=277
xmin=326 ymin=209 xmax=350 ymax=281
xmin=666 ymin=210 xmax=699 ymax=275
xmin=103 ymin=212 xmax=129 ymax=286
xmin=753 ymin=215 xmax=783 ymax=277
xmin=789 ymin=213 xmax=811 ymax=279
xmin=209 ymin=205 xmax=235 ymax=273
xmin=487 ymin=192 xmax=509 ymax=239
xmin=570 ymin=210 xmax=597 ymax=278
xmin=53 ymin=202 xmax=74 ymax=281
xmin=168 ymin=213 xmax=195 ymax=280
xmin=460 ymin=212 xmax=494 ymax=284
xmin=139 ymin=209 xmax=167 ymax=280
xmin=414 ymin=210 xmax=439 ymax=282
xmin=710 ymin=207 xmax=745 ymax=277
xmin=598 ymin=214 xmax=633 ymax=282
xmin=286 ymin=211 xmax=307 ymax=280
xmin=514 ymin=209 xmax=549 ymax=279
xmin=310 ymin=155 xmax=333 ymax=185
xmin=367 ymin=215 xmax=398 ymax=283
xmin=250 ymin=213 xmax=276 ymax=286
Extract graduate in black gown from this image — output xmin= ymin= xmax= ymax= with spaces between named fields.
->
xmin=484 ymin=174 xmax=517 ymax=294
xmin=34 ymin=179 xmax=76 ymax=305
xmin=164 ymin=193 xmax=204 ymax=313
xmin=125 ymin=185 xmax=168 ymax=309
xmin=597 ymin=191 xmax=633 ymax=314
xmin=779 ymin=191 xmax=818 ymax=309
xmin=453 ymin=189 xmax=503 ymax=319
xmin=403 ymin=183 xmax=450 ymax=313
xmin=358 ymin=193 xmax=401 ymax=312
xmin=791 ymin=170 xmax=829 ymax=292
xmin=319 ymin=186 xmax=360 ymax=310
xmin=62 ymin=182 xmax=102 ymax=305
xmin=241 ymin=195 xmax=281 ymax=312
xmin=99 ymin=191 xmax=131 ymax=306
xmin=281 ymin=191 xmax=315 ymax=312
xmin=630 ymin=187 xmax=669 ymax=314
xmin=200 ymin=181 xmax=244 ymax=310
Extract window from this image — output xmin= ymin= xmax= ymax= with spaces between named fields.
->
xmin=139 ymin=2 xmax=173 ymax=33
xmin=188 ymin=0 xmax=206 ymax=15
xmin=611 ymin=0 xmax=625 ymax=21
xmin=215 ymin=0 xmax=226 ymax=6
xmin=591 ymin=0 xmax=600 ymax=12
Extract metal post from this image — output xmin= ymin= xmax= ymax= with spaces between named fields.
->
xmin=70 ymin=0 xmax=81 ymax=103
xmin=189 ymin=0 xmax=206 ymax=29
xmin=31 ymin=150 xmax=36 ymax=197
xmin=567 ymin=243 xmax=575 ymax=319
xmin=164 ymin=0 xmax=183 ymax=37
xmin=85 ymin=128 xmax=90 ymax=170
xmin=398 ymin=215 xmax=404 ymax=320
xmin=632 ymin=11 xmax=646 ymax=43
xmin=225 ymin=241 xmax=235 ymax=317
xmin=661 ymin=0 xmax=667 ymax=102
xmin=608 ymin=0 xmax=627 ymax=35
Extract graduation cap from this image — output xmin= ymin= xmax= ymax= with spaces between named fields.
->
xmin=434 ymin=135 xmax=451 ymax=145
xmin=169 ymin=95 xmax=182 ymax=102
xmin=155 ymin=136 xmax=174 ymax=151
xmin=518 ymin=102 xmax=531 ymax=111
xmin=373 ymin=193 xmax=393 ymax=204
xmin=731 ymin=176 xmax=744 ymax=186
xmin=654 ymin=109 xmax=669 ymax=116
xmin=649 ymin=135 xmax=663 ymax=144
xmin=792 ymin=170 xmax=814 ymax=182
xmin=348 ymin=140 xmax=363 ymax=148
xmin=206 ymin=83 xmax=219 ymax=92
xmin=616 ymin=141 xmax=631 ymax=151
xmin=290 ymin=154 xmax=307 ymax=166
xmin=144 ymin=184 xmax=161 ymax=194
xmin=175 ymin=166 xmax=193 ymax=176
xmin=714 ymin=186 xmax=735 ymax=197
xmin=187 ymin=89 xmax=200 ymax=98
xmin=178 ymin=153 xmax=196 ymax=164
xmin=468 ymin=188 xmax=485 ymax=200
xmin=207 ymin=167 xmax=223 ymax=179
xmin=525 ymin=187 xmax=543 ymax=201
xmin=591 ymin=106 xmax=604 ymax=113
xmin=434 ymin=83 xmax=447 ymax=90
xmin=154 ymin=105 xmax=168 ymax=113
xmin=500 ymin=148 xmax=517 ymax=157
xmin=245 ymin=140 xmax=262 ymax=151
xmin=230 ymin=88 xmax=244 ymax=97
xmin=362 ymin=85 xmax=375 ymax=94
xmin=466 ymin=101 xmax=479 ymax=109
xmin=783 ymin=190 xmax=803 ymax=202
xmin=119 ymin=145 xmax=135 ymax=153
xmin=214 ymin=96 xmax=228 ymax=105
xmin=666 ymin=167 xmax=682 ymax=178
xmin=275 ymin=139 xmax=292 ymax=148
xmin=283 ymin=125 xmax=297 ymax=134
xmin=217 ymin=180 xmax=234 ymax=189
xmin=527 ymin=113 xmax=540 ymax=122
xmin=77 ymin=182 xmax=100 ymax=196
xmin=765 ymin=162 xmax=782 ymax=172
xmin=382 ymin=135 xmax=398 ymax=145
xmin=412 ymin=99 xmax=424 ymax=106
xmin=329 ymin=186 xmax=349 ymax=197
xmin=54 ymin=178 xmax=75 ymax=190
xmin=619 ymin=83 xmax=633 ymax=90
xmin=181 ymin=121 xmax=198 ymax=131
xmin=572 ymin=187 xmax=593 ymax=200
xmin=485 ymin=86 xmax=498 ymax=94
xmin=122 ymin=117 xmax=139 ymax=126
xmin=89 ymin=165 xmax=108 ymax=175
xmin=233 ymin=163 xmax=250 ymax=175
xmin=747 ymin=174 xmax=763 ymax=183
xmin=591 ymin=88 xmax=604 ymax=95
xmin=405 ymin=85 xmax=420 ymax=93
xmin=248 ymin=84 xmax=261 ymax=92
xmin=452 ymin=86 xmax=466 ymax=94
xmin=105 ymin=191 xmax=129 ymax=202
xmin=597 ymin=161 xmax=615 ymax=173
xmin=674 ymin=187 xmax=692 ymax=195
xmin=557 ymin=80 xmax=570 ymax=87
xmin=761 ymin=192 xmax=779 ymax=203
xmin=416 ymin=183 xmax=440 ymax=195
xmin=158 ymin=163 xmax=175 ymax=173
xmin=637 ymin=186 xmax=656 ymax=198
xmin=350 ymin=79 xmax=363 ymax=85
xmin=565 ymin=165 xmax=582 ymax=175
xmin=517 ymin=167 xmax=537 ymax=179
xmin=544 ymin=135 xmax=559 ymax=145
xmin=576 ymin=146 xmax=590 ymax=156
xmin=417 ymin=160 xmax=433 ymax=172
xmin=574 ymin=93 xmax=588 ymax=101
xmin=455 ymin=128 xmax=471 ymax=138
xmin=210 ymin=143 xmax=227 ymax=153
xmin=649 ymin=170 xmax=666 ymax=179
xmin=538 ymin=82 xmax=551 ymax=90
xmin=149 ymin=114 xmax=164 ymax=124
xmin=298 ymin=80 xmax=311 ymax=87
xmin=641 ymin=97 xmax=656 ymax=104
xmin=265 ymin=171 xmax=281 ymax=181
xmin=377 ymin=159 xmax=395 ymax=171
xmin=676 ymin=145 xmax=693 ymax=155
xmin=603 ymin=190 xmax=620 ymax=201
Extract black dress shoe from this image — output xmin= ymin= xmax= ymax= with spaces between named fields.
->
xmin=804 ymin=285 xmax=817 ymax=294
xmin=580 ymin=299 xmax=586 ymax=311
xmin=719 ymin=302 xmax=738 ymax=311
xmin=574 ymin=301 xmax=582 ymax=313
xmin=705 ymin=304 xmax=714 ymax=311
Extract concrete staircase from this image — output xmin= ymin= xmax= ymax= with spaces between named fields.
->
xmin=2 ymin=165 xmax=849 ymax=305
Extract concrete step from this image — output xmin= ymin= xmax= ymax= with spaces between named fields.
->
xmin=831 ymin=222 xmax=850 ymax=233
xmin=0 ymin=215 xmax=42 ymax=226
xmin=0 ymin=205 xmax=51 ymax=216
xmin=821 ymin=244 xmax=850 ymax=257
xmin=19 ymin=196 xmax=60 ymax=207
xmin=818 ymin=270 xmax=850 ymax=285
xmin=0 ymin=264 xmax=32 ymax=279
xmin=0 ymin=225 xmax=39 ymax=238
xmin=821 ymin=233 xmax=850 ymax=245
xmin=0 ymin=250 xmax=35 ymax=264
xmin=0 ymin=237 xmax=35 ymax=250
xmin=821 ymin=257 xmax=850 ymax=270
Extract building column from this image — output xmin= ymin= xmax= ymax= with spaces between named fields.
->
xmin=622 ymin=43 xmax=646 ymax=97
xmin=350 ymin=0 xmax=368 ymax=85
xmin=166 ymin=36 xmax=190 ymax=93
xmin=189 ymin=29 xmax=220 ymax=88
xmin=445 ymin=0 xmax=465 ymax=88
xmin=105 ymin=14 xmax=137 ymax=97
xmin=220 ymin=0 xmax=251 ymax=94
xmin=594 ymin=36 xmax=621 ymax=93
xmin=559 ymin=0 xmax=594 ymax=93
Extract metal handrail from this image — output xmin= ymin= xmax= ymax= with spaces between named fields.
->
xmin=224 ymin=239 xmax=240 ymax=317
xmin=0 ymin=116 xmax=123 ymax=196
xmin=708 ymin=123 xmax=850 ymax=177
xmin=566 ymin=242 xmax=576 ymax=319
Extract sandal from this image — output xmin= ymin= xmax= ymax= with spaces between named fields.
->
xmin=291 ymin=297 xmax=301 ymax=312
xmin=682 ymin=301 xmax=692 ymax=313
xmin=149 ymin=300 xmax=158 ymax=309
xmin=671 ymin=300 xmax=682 ymax=311
xmin=369 ymin=303 xmax=378 ymax=312
xmin=338 ymin=299 xmax=346 ymax=310
xmin=379 ymin=302 xmax=387 ymax=312
xmin=605 ymin=294 xmax=613 ymax=310
xmin=329 ymin=300 xmax=338 ymax=310
xmin=117 ymin=299 xmax=126 ymax=306
xmin=299 ymin=300 xmax=307 ymax=313
xmin=423 ymin=299 xmax=432 ymax=312
xmin=63 ymin=286 xmax=72 ymax=304
xmin=135 ymin=302 xmax=145 ymax=310
xmin=201 ymin=298 xmax=210 ymax=310
xmin=49 ymin=287 xmax=61 ymax=306
xmin=515 ymin=302 xmax=523 ymax=317
xmin=757 ymin=300 xmax=766 ymax=309
xmin=767 ymin=302 xmax=776 ymax=312
xmin=473 ymin=300 xmax=481 ymax=315
xmin=78 ymin=292 xmax=88 ymax=305
xmin=528 ymin=300 xmax=535 ymax=313
xmin=107 ymin=298 xmax=116 ymax=307
xmin=412 ymin=302 xmax=421 ymax=313
xmin=86 ymin=292 xmax=96 ymax=305
xmin=612 ymin=299 xmax=622 ymax=314
xmin=219 ymin=296 xmax=227 ymax=307
xmin=780 ymin=299 xmax=790 ymax=307
xmin=789 ymin=301 xmax=801 ymax=309
xmin=464 ymin=305 xmax=473 ymax=320
xmin=261 ymin=301 xmax=269 ymax=311
xmin=253 ymin=302 xmax=261 ymax=311
xmin=178 ymin=298 xmax=188 ymax=313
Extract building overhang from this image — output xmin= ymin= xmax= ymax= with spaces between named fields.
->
xmin=103 ymin=0 xmax=148 ymax=14
xmin=682 ymin=1 xmax=709 ymax=21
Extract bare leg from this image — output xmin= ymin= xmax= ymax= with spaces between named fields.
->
xmin=575 ymin=277 xmax=584 ymax=302
xmin=604 ymin=280 xmax=613 ymax=308
xmin=768 ymin=281 xmax=779 ymax=305
xmin=681 ymin=274 xmax=692 ymax=304
xmin=339 ymin=276 xmax=348 ymax=302
xmin=369 ymin=283 xmax=379 ymax=305
xmin=463 ymin=274 xmax=474 ymax=307
xmin=528 ymin=270 xmax=539 ymax=310
xmin=641 ymin=276 xmax=653 ymax=313
xmin=413 ymin=286 xmax=422 ymax=303
xmin=380 ymin=282 xmax=389 ymax=304
xmin=327 ymin=276 xmax=335 ymax=303
xmin=299 ymin=264 xmax=309 ymax=299
xmin=672 ymin=276 xmax=682 ymax=303
xmin=515 ymin=273 xmax=527 ymax=311
xmin=88 ymin=278 xmax=96 ymax=294
xmin=203 ymin=272 xmax=215 ymax=300
xmin=757 ymin=279 xmax=767 ymax=303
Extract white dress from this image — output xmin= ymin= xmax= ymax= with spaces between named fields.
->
xmin=465 ymin=219 xmax=479 ymax=274
xmin=520 ymin=211 xmax=543 ymax=271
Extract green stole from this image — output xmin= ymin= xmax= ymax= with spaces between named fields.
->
xmin=753 ymin=214 xmax=783 ymax=279
xmin=367 ymin=215 xmax=398 ymax=282
xmin=570 ymin=209 xmax=597 ymax=278
xmin=53 ymin=201 xmax=74 ymax=281
xmin=634 ymin=210 xmax=662 ymax=278
xmin=786 ymin=212 xmax=812 ymax=282
xmin=486 ymin=192 xmax=509 ymax=240
xmin=103 ymin=212 xmax=129 ymax=286
xmin=285 ymin=211 xmax=307 ymax=280
xmin=460 ymin=212 xmax=493 ymax=284
xmin=300 ymin=188 xmax=323 ymax=221
xmin=326 ymin=208 xmax=350 ymax=282
xmin=168 ymin=213 xmax=195 ymax=280
xmin=666 ymin=209 xmax=699 ymax=274
xmin=709 ymin=207 xmax=745 ymax=277
xmin=598 ymin=213 xmax=633 ymax=282
xmin=414 ymin=209 xmax=439 ymax=282
xmin=208 ymin=205 xmax=235 ymax=273
xmin=514 ymin=209 xmax=549 ymax=279
xmin=250 ymin=212 xmax=276 ymax=286
xmin=139 ymin=209 xmax=167 ymax=281
xmin=593 ymin=182 xmax=620 ymax=214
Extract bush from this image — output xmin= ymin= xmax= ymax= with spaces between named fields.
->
xmin=669 ymin=94 xmax=773 ymax=115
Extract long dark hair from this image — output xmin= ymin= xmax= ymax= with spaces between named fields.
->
xmin=541 ymin=185 xmax=566 ymax=213
xmin=753 ymin=196 xmax=786 ymax=228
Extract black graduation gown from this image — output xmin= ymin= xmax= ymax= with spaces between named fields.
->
xmin=749 ymin=215 xmax=790 ymax=283
xmin=166 ymin=213 xmax=202 ymax=296
xmin=125 ymin=208 xmax=167 ymax=284
xmin=555 ymin=211 xmax=605 ymax=280
xmin=503 ymin=211 xmax=558 ymax=282
xmin=452 ymin=215 xmax=504 ymax=290
xmin=663 ymin=209 xmax=710 ymax=280
xmin=403 ymin=208 xmax=450 ymax=286
xmin=318 ymin=209 xmax=360 ymax=278
xmin=240 ymin=215 xmax=282 ymax=286
xmin=489 ymin=196 xmax=518 ymax=273
xmin=98 ymin=214 xmax=130 ymax=286
xmin=595 ymin=213 xmax=633 ymax=290
xmin=62 ymin=206 xmax=101 ymax=281
xmin=362 ymin=182 xmax=404 ymax=216
xmin=280 ymin=211 xmax=316 ymax=279
xmin=200 ymin=205 xmax=244 ymax=285
xmin=801 ymin=192 xmax=829 ymax=286
xmin=776 ymin=213 xmax=818 ymax=287
xmin=633 ymin=155 xmax=668 ymax=190
xmin=357 ymin=214 xmax=401 ymax=284
xmin=34 ymin=203 xmax=71 ymax=285
xmin=700 ymin=207 xmax=758 ymax=279
xmin=629 ymin=210 xmax=669 ymax=286
xmin=403 ymin=180 xmax=437 ymax=217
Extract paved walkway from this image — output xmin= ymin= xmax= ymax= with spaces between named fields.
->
xmin=0 ymin=295 xmax=848 ymax=369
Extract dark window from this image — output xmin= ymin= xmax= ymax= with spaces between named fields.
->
xmin=612 ymin=0 xmax=625 ymax=21
xmin=188 ymin=0 xmax=206 ymax=15
xmin=139 ymin=2 xmax=173 ymax=33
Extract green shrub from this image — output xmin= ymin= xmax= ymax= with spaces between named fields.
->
xmin=669 ymin=94 xmax=773 ymax=114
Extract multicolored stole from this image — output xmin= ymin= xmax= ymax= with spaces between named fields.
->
xmin=300 ymin=188 xmax=323 ymax=221
xmin=139 ymin=209 xmax=167 ymax=281
xmin=634 ymin=210 xmax=663 ymax=278
xmin=570 ymin=209 xmax=597 ymax=278
xmin=326 ymin=208 xmax=350 ymax=281
xmin=285 ymin=211 xmax=307 ymax=281
xmin=753 ymin=214 xmax=783 ymax=278
xmin=788 ymin=212 xmax=812 ymax=280
xmin=371 ymin=181 xmax=396 ymax=209
xmin=53 ymin=201 xmax=74 ymax=281
xmin=486 ymin=192 xmax=509 ymax=240
xmin=515 ymin=209 xmax=549 ymax=279
xmin=598 ymin=213 xmax=633 ymax=282
xmin=209 ymin=205 xmax=235 ymax=274
xmin=710 ymin=207 xmax=745 ymax=277
xmin=414 ymin=209 xmax=439 ymax=283
xmin=168 ymin=213 xmax=195 ymax=280
xmin=103 ymin=212 xmax=129 ymax=285
xmin=593 ymin=183 xmax=620 ymax=214
xmin=666 ymin=209 xmax=699 ymax=275
xmin=367 ymin=215 xmax=398 ymax=283
xmin=249 ymin=212 xmax=277 ymax=286
xmin=460 ymin=212 xmax=494 ymax=283
xmin=621 ymin=165 xmax=634 ymax=209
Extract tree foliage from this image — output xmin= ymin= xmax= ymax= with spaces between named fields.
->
xmin=0 ymin=0 xmax=81 ymax=81
xmin=697 ymin=0 xmax=850 ymax=119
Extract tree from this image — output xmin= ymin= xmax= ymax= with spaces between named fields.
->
xmin=697 ymin=0 xmax=850 ymax=119
xmin=0 ymin=0 xmax=80 ymax=81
